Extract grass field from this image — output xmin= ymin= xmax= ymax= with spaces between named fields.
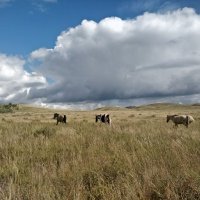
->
xmin=0 ymin=103 xmax=200 ymax=200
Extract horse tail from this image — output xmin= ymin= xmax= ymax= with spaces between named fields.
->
xmin=108 ymin=116 xmax=111 ymax=125
xmin=63 ymin=115 xmax=67 ymax=123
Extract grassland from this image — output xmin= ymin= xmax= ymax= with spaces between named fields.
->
xmin=0 ymin=103 xmax=200 ymax=199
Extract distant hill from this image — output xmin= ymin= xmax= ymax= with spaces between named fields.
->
xmin=125 ymin=106 xmax=137 ymax=109
xmin=95 ymin=106 xmax=125 ymax=111
xmin=124 ymin=103 xmax=192 ymax=110
xmin=192 ymin=103 xmax=200 ymax=106
xmin=137 ymin=103 xmax=180 ymax=108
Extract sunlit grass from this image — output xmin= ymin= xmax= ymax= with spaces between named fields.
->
xmin=0 ymin=104 xmax=200 ymax=199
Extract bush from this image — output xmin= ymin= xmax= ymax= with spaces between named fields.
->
xmin=0 ymin=103 xmax=19 ymax=113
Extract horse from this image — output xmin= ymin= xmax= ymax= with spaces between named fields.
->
xmin=53 ymin=113 xmax=67 ymax=125
xmin=166 ymin=114 xmax=194 ymax=128
xmin=95 ymin=114 xmax=111 ymax=125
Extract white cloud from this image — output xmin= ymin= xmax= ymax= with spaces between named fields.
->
xmin=31 ymin=48 xmax=53 ymax=60
xmin=2 ymin=8 xmax=200 ymax=108
xmin=29 ymin=8 xmax=200 ymax=107
xmin=0 ymin=54 xmax=47 ymax=103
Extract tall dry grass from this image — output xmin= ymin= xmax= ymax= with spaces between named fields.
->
xmin=0 ymin=104 xmax=200 ymax=199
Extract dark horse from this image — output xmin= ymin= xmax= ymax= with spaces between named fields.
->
xmin=53 ymin=113 xmax=67 ymax=125
xmin=95 ymin=114 xmax=111 ymax=125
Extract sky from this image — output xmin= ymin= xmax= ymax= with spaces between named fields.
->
xmin=1 ymin=0 xmax=200 ymax=109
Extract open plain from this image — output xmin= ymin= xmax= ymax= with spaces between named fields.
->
xmin=0 ymin=103 xmax=200 ymax=199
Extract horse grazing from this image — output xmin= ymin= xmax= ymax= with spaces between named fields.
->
xmin=53 ymin=113 xmax=67 ymax=125
xmin=95 ymin=114 xmax=111 ymax=125
xmin=166 ymin=114 xmax=194 ymax=128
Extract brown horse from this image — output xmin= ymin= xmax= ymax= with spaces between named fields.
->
xmin=53 ymin=113 xmax=67 ymax=125
xmin=167 ymin=114 xmax=194 ymax=128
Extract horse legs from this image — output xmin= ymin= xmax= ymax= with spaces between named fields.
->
xmin=63 ymin=115 xmax=67 ymax=124
xmin=174 ymin=123 xmax=178 ymax=128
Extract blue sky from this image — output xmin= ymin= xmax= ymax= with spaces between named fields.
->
xmin=0 ymin=0 xmax=124 ymax=55
xmin=1 ymin=0 xmax=199 ymax=56
xmin=1 ymin=0 xmax=200 ymax=109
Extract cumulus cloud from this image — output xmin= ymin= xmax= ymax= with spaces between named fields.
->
xmin=0 ymin=54 xmax=47 ymax=103
xmin=29 ymin=7 xmax=200 ymax=107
